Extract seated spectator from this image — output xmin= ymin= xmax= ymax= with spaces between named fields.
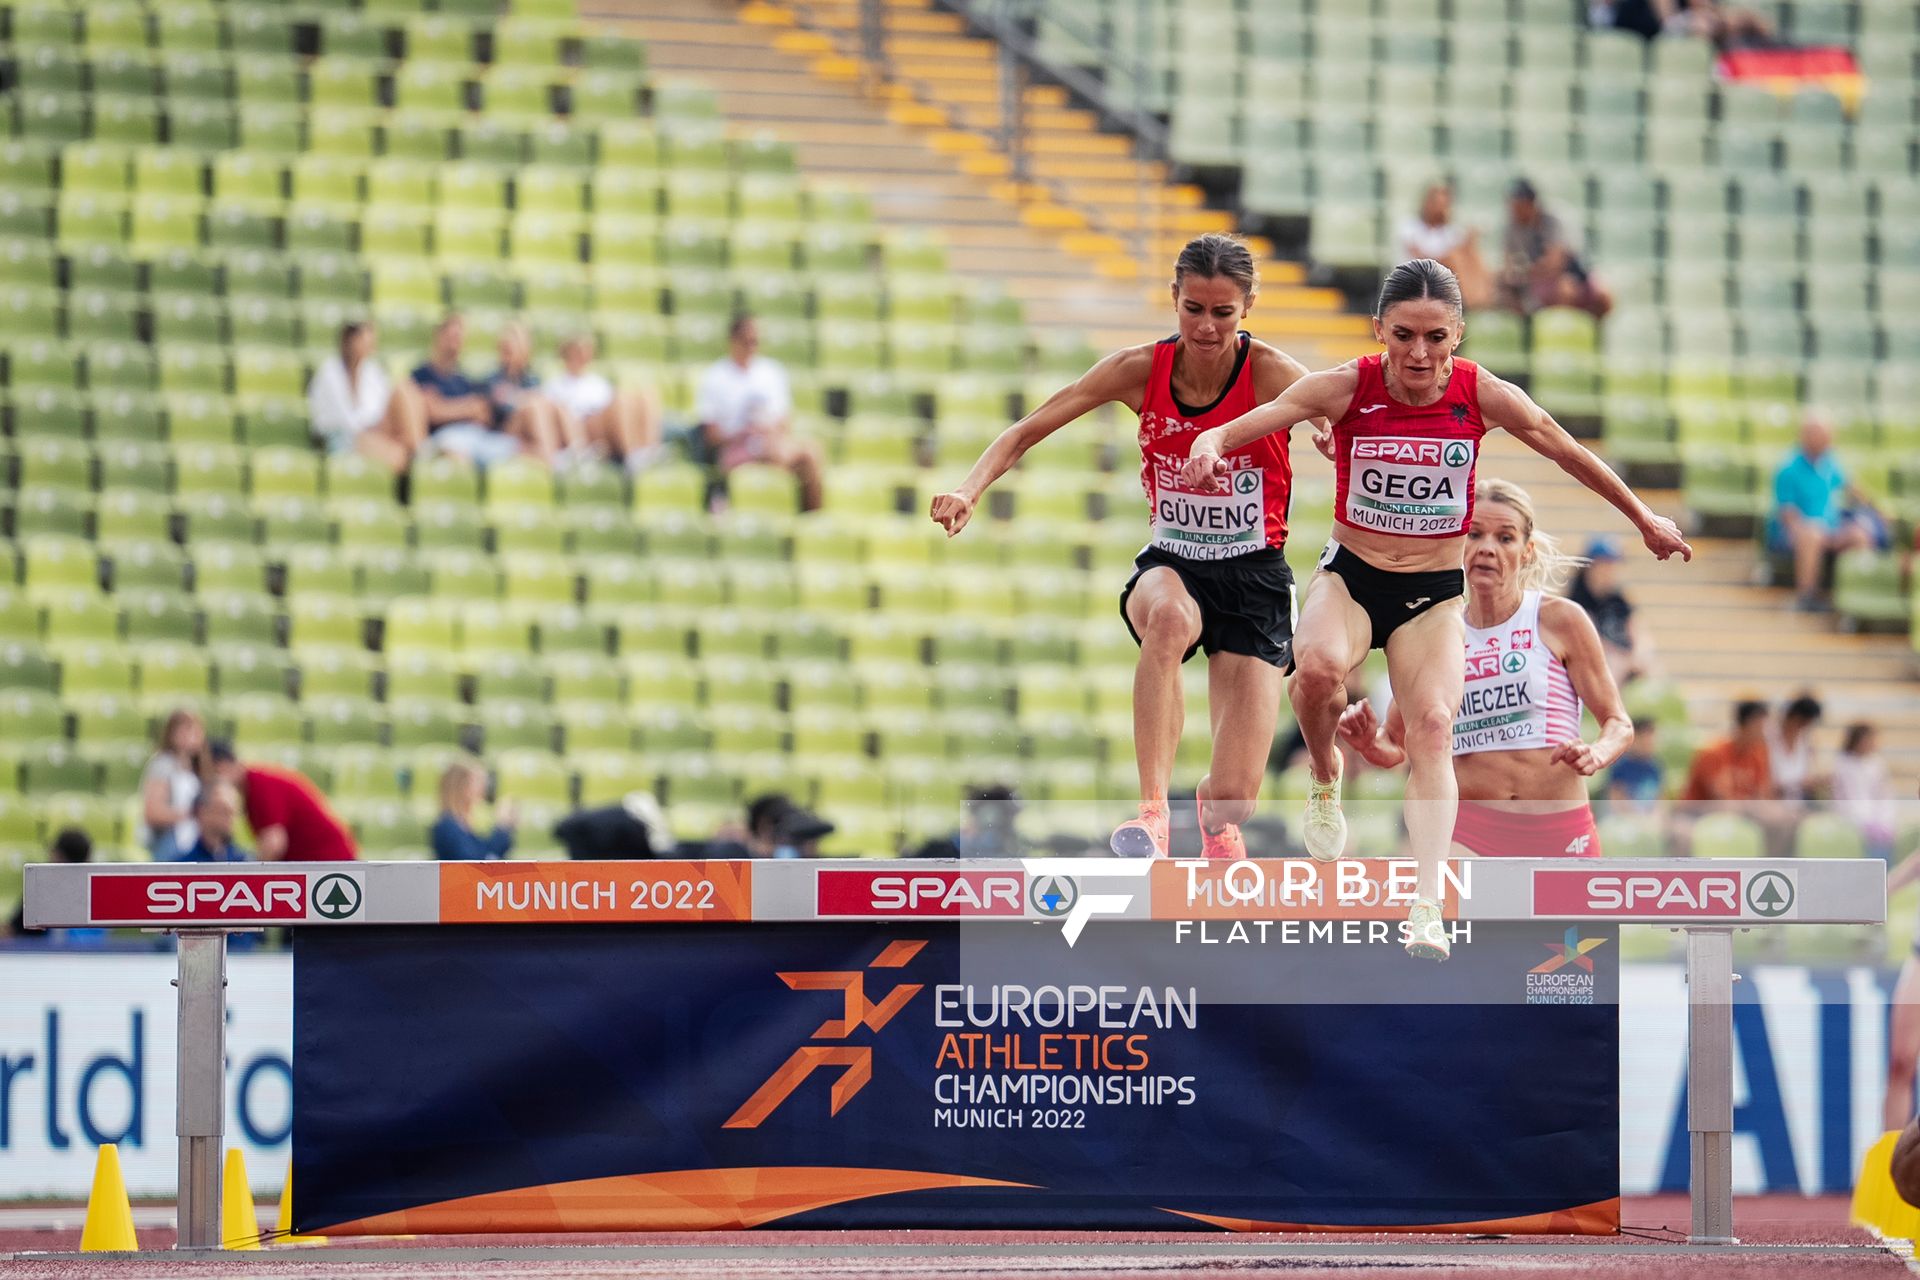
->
xmin=1766 ymin=692 xmax=1823 ymax=804
xmin=208 ymin=742 xmax=357 ymax=861
xmin=138 ymin=709 xmax=203 ymax=862
xmin=4 ymin=828 xmax=94 ymax=940
xmin=413 ymin=313 xmax=519 ymax=468
xmin=1567 ymin=538 xmax=1656 ymax=685
xmin=1398 ymin=182 xmax=1492 ymax=309
xmin=1681 ymin=700 xmax=1773 ymax=803
xmin=307 ymin=321 xmax=426 ymax=473
xmin=431 ymin=760 xmax=516 ymax=861
xmin=698 ymin=314 xmax=824 ymax=512
xmin=1831 ymin=722 xmax=1896 ymax=860
xmin=1499 ymin=178 xmax=1613 ymax=319
xmin=1770 ymin=414 xmax=1882 ymax=611
xmin=485 ymin=321 xmax=570 ymax=465
xmin=718 ymin=793 xmax=833 ymax=858
xmin=1591 ymin=0 xmax=1774 ymax=49
xmin=911 ymin=784 xmax=1026 ymax=859
xmin=1606 ymin=718 xmax=1665 ymax=814
xmin=556 ymin=792 xmax=673 ymax=860
xmin=175 ymin=783 xmax=251 ymax=863
xmin=547 ymin=333 xmax=663 ymax=474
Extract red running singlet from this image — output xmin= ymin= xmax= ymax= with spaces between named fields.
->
xmin=1329 ymin=354 xmax=1489 ymax=541
xmin=1136 ymin=333 xmax=1292 ymax=560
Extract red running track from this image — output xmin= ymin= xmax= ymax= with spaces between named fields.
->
xmin=0 ymin=1196 xmax=1911 ymax=1279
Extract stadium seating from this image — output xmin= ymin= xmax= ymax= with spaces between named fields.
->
xmin=0 ymin=0 xmax=1184 ymax=871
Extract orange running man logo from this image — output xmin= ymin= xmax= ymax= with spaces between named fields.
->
xmin=723 ymin=939 xmax=926 ymax=1129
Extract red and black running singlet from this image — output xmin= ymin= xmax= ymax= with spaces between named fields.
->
xmin=1136 ymin=333 xmax=1291 ymax=560
xmin=1330 ymin=354 xmax=1489 ymax=540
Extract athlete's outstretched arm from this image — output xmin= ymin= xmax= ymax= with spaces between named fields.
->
xmin=1180 ymin=365 xmax=1355 ymax=492
xmin=929 ymin=347 xmax=1149 ymax=536
xmin=1481 ymin=374 xmax=1693 ymax=562
xmin=1542 ymin=597 xmax=1633 ymax=777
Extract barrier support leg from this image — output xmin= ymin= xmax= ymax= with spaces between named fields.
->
xmin=1685 ymin=925 xmax=1736 ymax=1245
xmin=174 ymin=930 xmax=228 ymax=1251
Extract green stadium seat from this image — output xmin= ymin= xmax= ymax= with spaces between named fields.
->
xmin=212 ymin=645 xmax=291 ymax=700
xmin=201 ymin=590 xmax=280 ymax=647
xmin=387 ymin=698 xmax=465 ymax=751
xmin=137 ymin=642 xmax=212 ymax=704
xmin=40 ymin=588 xmax=117 ymax=646
xmin=386 ymin=649 xmax=461 ymax=702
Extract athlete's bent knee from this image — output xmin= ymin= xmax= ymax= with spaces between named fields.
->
xmin=1401 ymin=702 xmax=1455 ymax=758
xmin=1289 ymin=651 xmax=1345 ymax=700
xmin=1137 ymin=595 xmax=1200 ymax=652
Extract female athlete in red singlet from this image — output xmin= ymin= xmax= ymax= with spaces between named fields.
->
xmin=930 ymin=235 xmax=1320 ymax=860
xmin=1182 ymin=259 xmax=1690 ymax=959
xmin=1336 ymin=478 xmax=1632 ymax=862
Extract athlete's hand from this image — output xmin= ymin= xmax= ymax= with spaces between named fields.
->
xmin=1311 ymin=423 xmax=1336 ymax=462
xmin=1336 ymin=699 xmax=1380 ymax=756
xmin=1549 ymin=740 xmax=1602 ymax=776
xmin=1641 ymin=513 xmax=1693 ymax=562
xmin=929 ymin=491 xmax=975 ymax=537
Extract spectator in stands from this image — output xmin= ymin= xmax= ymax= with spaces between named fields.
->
xmin=556 ymin=791 xmax=673 ymax=860
xmin=912 ymin=784 xmax=1027 ymax=859
xmin=1397 ymin=182 xmax=1492 ymax=309
xmin=208 ymin=742 xmax=358 ymax=861
xmin=1590 ymin=0 xmax=1775 ymax=49
xmin=547 ymin=333 xmax=663 ymax=475
xmin=1770 ymin=413 xmax=1880 ymax=612
xmin=1498 ymin=178 xmax=1613 ymax=319
xmin=1681 ymin=699 xmax=1773 ymax=803
xmin=4 ymin=828 xmax=93 ymax=940
xmin=698 ymin=314 xmax=824 ymax=512
xmin=484 ymin=321 xmax=570 ymax=465
xmin=1831 ymin=722 xmax=1897 ymax=861
xmin=1605 ymin=718 xmax=1665 ymax=814
xmin=413 ymin=314 xmax=519 ymax=468
xmin=1766 ymin=692 xmax=1823 ymax=804
xmin=307 ymin=321 xmax=427 ymax=474
xmin=1567 ymin=537 xmax=1656 ymax=685
xmin=722 ymin=793 xmax=834 ymax=858
xmin=138 ymin=709 xmax=204 ymax=862
xmin=175 ymin=783 xmax=250 ymax=863
xmin=430 ymin=759 xmax=516 ymax=861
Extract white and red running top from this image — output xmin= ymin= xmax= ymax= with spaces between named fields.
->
xmin=1454 ymin=590 xmax=1583 ymax=756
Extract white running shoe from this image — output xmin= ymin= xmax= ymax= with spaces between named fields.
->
xmin=1404 ymin=897 xmax=1450 ymax=962
xmin=1301 ymin=749 xmax=1348 ymax=863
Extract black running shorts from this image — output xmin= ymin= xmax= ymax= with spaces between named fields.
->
xmin=1119 ymin=546 xmax=1296 ymax=669
xmin=1317 ymin=540 xmax=1464 ymax=650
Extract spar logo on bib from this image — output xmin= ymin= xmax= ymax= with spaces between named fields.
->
xmin=1346 ymin=436 xmax=1476 ymax=536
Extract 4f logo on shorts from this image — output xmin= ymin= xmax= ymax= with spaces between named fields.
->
xmin=1564 ymin=834 xmax=1592 ymax=856
xmin=723 ymin=940 xmax=925 ymax=1128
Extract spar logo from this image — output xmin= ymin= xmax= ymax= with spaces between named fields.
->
xmin=1465 ymin=651 xmax=1503 ymax=681
xmin=1233 ymin=469 xmax=1259 ymax=496
xmin=1021 ymin=857 xmax=1155 ymax=946
xmin=1533 ymin=868 xmax=1742 ymax=917
xmin=1030 ymin=873 xmax=1078 ymax=918
xmin=89 ymin=872 xmax=308 ymax=922
xmin=1501 ymin=651 xmax=1526 ymax=674
xmin=816 ymin=869 xmax=1024 ymax=917
xmin=723 ymin=939 xmax=925 ymax=1128
xmin=1746 ymin=870 xmax=1795 ymax=918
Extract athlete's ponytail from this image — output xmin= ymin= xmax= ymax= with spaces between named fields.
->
xmin=1377 ymin=258 xmax=1463 ymax=319
xmin=1477 ymin=479 xmax=1582 ymax=592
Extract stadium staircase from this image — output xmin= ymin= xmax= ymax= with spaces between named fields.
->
xmin=589 ymin=0 xmax=1370 ymax=366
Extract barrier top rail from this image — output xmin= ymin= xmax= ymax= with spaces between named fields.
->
xmin=23 ymin=857 xmax=1885 ymax=930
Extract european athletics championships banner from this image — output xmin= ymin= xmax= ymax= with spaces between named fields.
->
xmin=291 ymin=875 xmax=1620 ymax=1234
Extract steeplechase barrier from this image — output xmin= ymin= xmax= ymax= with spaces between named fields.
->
xmin=24 ymin=856 xmax=1883 ymax=1251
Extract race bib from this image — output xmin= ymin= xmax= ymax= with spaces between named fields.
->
xmin=1453 ymin=648 xmax=1545 ymax=753
xmin=1148 ymin=458 xmax=1263 ymax=561
xmin=1345 ymin=436 xmax=1475 ymax=536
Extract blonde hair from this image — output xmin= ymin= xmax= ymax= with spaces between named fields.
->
xmin=439 ymin=759 xmax=488 ymax=814
xmin=1475 ymin=479 xmax=1582 ymax=592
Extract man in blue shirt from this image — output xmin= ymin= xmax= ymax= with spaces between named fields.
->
xmin=175 ymin=782 xmax=251 ymax=863
xmin=1605 ymin=718 xmax=1664 ymax=815
xmin=412 ymin=313 xmax=520 ymax=468
xmin=1769 ymin=414 xmax=1876 ymax=611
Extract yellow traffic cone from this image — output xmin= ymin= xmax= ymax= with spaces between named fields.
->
xmin=273 ymin=1167 xmax=325 ymax=1245
xmin=1854 ymin=1130 xmax=1899 ymax=1233
xmin=79 ymin=1143 xmax=138 ymax=1252
xmin=221 ymin=1147 xmax=260 ymax=1250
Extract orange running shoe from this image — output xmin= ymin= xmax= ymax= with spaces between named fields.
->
xmin=1110 ymin=802 xmax=1170 ymax=858
xmin=1199 ymin=823 xmax=1247 ymax=859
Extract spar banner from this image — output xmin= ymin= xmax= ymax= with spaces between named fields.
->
xmin=292 ymin=922 xmax=1618 ymax=1234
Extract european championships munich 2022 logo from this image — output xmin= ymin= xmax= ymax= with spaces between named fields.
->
xmin=1526 ymin=927 xmax=1608 ymax=1004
